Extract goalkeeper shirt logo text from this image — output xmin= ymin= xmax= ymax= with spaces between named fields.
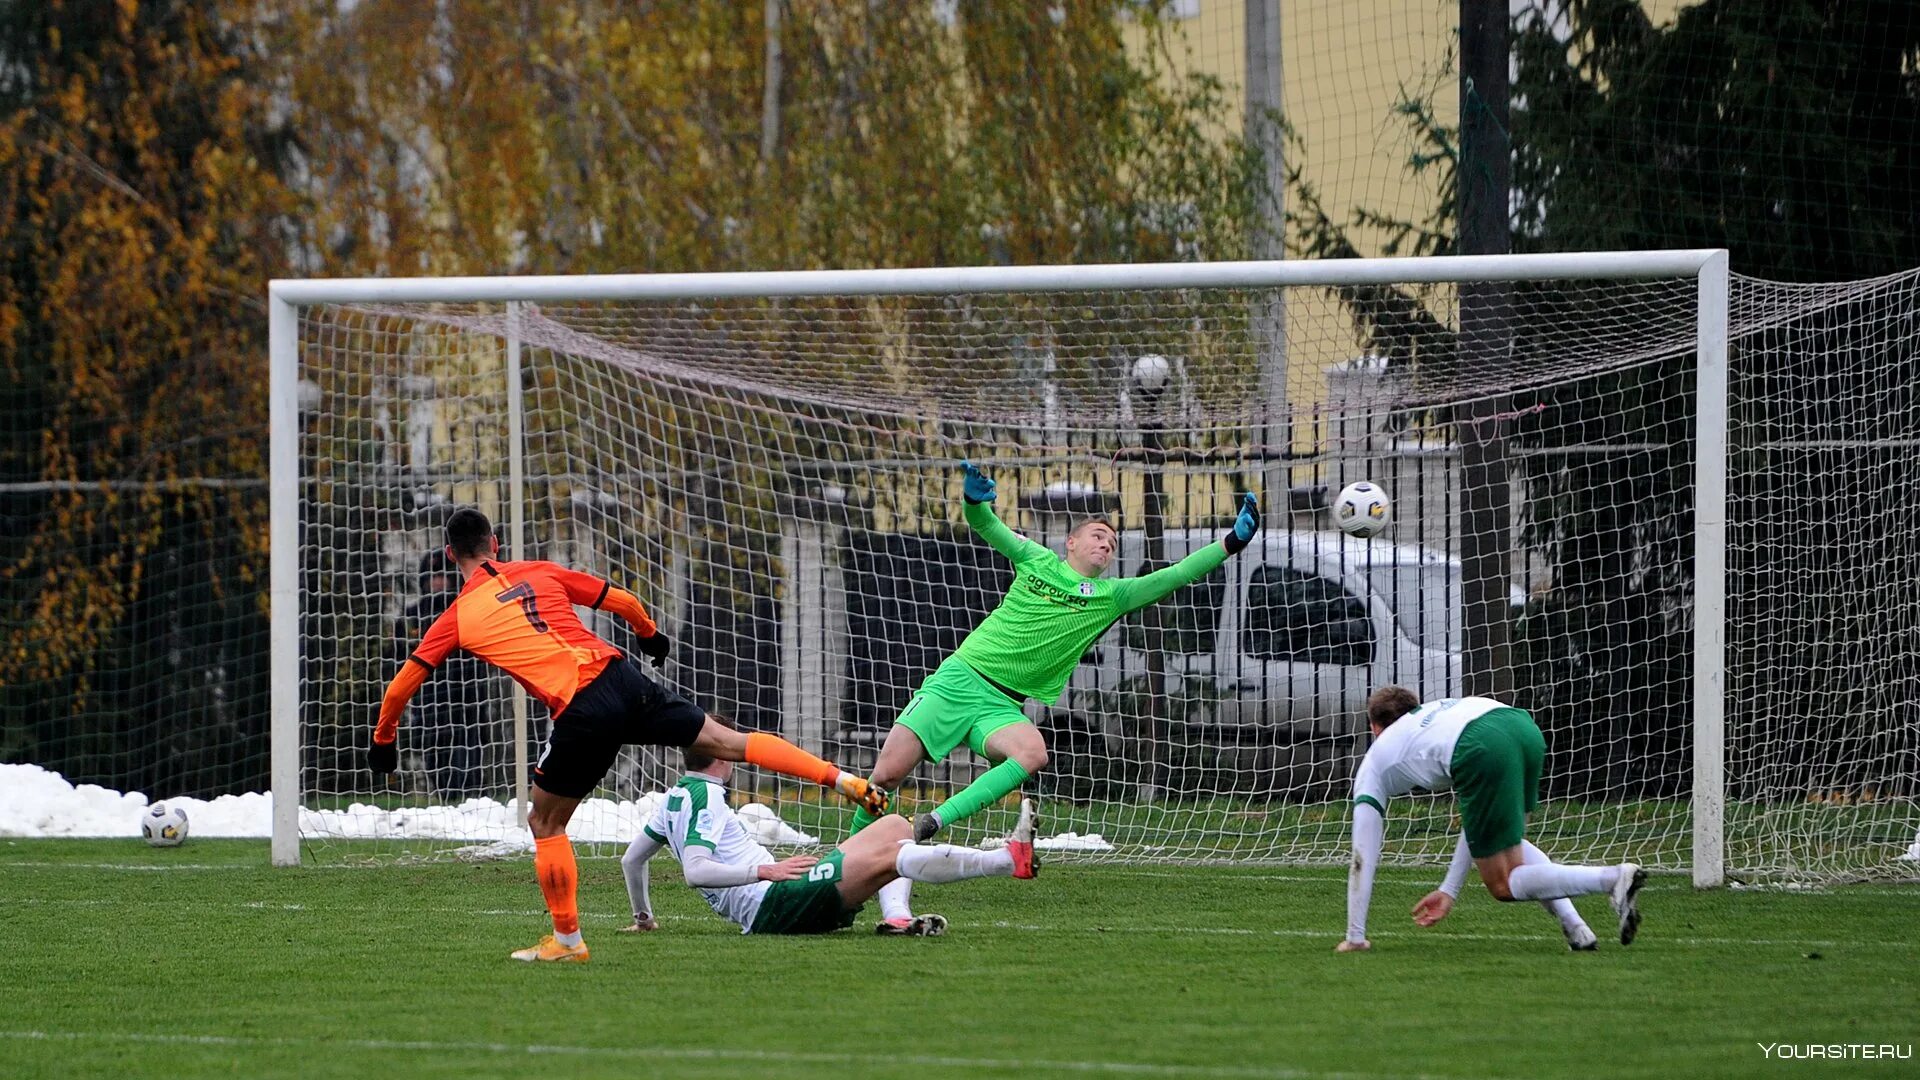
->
xmin=1024 ymin=575 xmax=1092 ymax=608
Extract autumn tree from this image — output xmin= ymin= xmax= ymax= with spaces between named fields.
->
xmin=1 ymin=0 xmax=293 ymax=794
xmin=273 ymin=0 xmax=1265 ymax=277
xmin=6 ymin=1 xmax=1275 ymax=786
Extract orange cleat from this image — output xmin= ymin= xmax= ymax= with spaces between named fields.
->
xmin=509 ymin=934 xmax=590 ymax=963
xmin=833 ymin=773 xmax=890 ymax=817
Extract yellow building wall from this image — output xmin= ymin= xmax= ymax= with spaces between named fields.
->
xmin=1125 ymin=0 xmax=1691 ymax=425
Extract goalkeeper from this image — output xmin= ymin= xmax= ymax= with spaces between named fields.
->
xmin=851 ymin=459 xmax=1259 ymax=925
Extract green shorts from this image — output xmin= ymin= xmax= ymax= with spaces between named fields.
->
xmin=1449 ymin=707 xmax=1546 ymax=858
xmin=895 ymin=655 xmax=1031 ymax=763
xmin=748 ymin=850 xmax=859 ymax=935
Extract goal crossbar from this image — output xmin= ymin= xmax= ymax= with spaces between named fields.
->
xmin=269 ymin=250 xmax=1727 ymax=306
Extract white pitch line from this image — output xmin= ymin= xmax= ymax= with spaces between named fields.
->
xmin=8 ymin=860 xmax=1918 ymax=896
xmin=1097 ymin=869 xmax=1335 ymax=883
xmin=0 ymin=1029 xmax=1444 ymax=1080
xmin=983 ymin=920 xmax=1916 ymax=950
xmin=0 ymin=861 xmax=257 ymax=871
xmin=3 ymin=893 xmax=1910 ymax=949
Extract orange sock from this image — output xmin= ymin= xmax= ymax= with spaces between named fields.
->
xmin=744 ymin=731 xmax=839 ymax=786
xmin=534 ymin=833 xmax=580 ymax=937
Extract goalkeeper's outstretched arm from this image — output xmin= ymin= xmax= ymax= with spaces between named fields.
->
xmin=1110 ymin=543 xmax=1230 ymax=612
xmin=958 ymin=460 xmax=1049 ymax=565
xmin=1110 ymin=493 xmax=1260 ymax=612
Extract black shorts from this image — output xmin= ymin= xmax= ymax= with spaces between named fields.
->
xmin=532 ymin=657 xmax=707 ymax=798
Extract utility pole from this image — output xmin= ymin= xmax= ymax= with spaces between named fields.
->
xmin=1458 ymin=0 xmax=1513 ymax=697
xmin=1247 ymin=0 xmax=1288 ymax=497
xmin=1133 ymin=355 xmax=1172 ymax=801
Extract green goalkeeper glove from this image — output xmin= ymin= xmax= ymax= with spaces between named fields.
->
xmin=961 ymin=460 xmax=997 ymax=504
xmin=1223 ymin=492 xmax=1261 ymax=555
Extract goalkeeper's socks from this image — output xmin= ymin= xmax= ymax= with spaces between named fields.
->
xmin=534 ymin=833 xmax=581 ymax=937
xmin=1508 ymin=861 xmax=1618 ymax=901
xmin=743 ymin=732 xmax=838 ymax=787
xmin=896 ymin=843 xmax=1014 ymax=884
xmin=928 ymin=759 xmax=1031 ymax=829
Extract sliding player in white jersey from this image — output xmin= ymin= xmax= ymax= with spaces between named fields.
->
xmin=1340 ymin=687 xmax=1648 ymax=953
xmin=620 ymin=732 xmax=1039 ymax=938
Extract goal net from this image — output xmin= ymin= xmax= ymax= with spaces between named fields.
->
xmin=269 ymin=254 xmax=1920 ymax=884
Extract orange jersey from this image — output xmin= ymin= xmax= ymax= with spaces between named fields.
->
xmin=375 ymin=560 xmax=659 ymax=744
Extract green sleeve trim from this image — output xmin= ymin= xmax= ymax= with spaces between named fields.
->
xmin=1112 ymin=542 xmax=1229 ymax=612
xmin=1354 ymin=794 xmax=1387 ymax=817
xmin=680 ymin=780 xmax=715 ymax=848
xmin=642 ymin=825 xmax=666 ymax=843
xmin=964 ymin=500 xmax=1044 ymax=564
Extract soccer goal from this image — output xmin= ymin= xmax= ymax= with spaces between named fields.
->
xmin=266 ymin=251 xmax=1920 ymax=884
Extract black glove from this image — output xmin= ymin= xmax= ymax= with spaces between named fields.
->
xmin=368 ymin=737 xmax=398 ymax=775
xmin=636 ymin=631 xmax=673 ymax=666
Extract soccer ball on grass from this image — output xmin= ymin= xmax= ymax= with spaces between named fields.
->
xmin=1332 ymin=482 xmax=1392 ymax=538
xmin=141 ymin=802 xmax=190 ymax=847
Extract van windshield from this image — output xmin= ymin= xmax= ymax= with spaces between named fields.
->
xmin=1121 ymin=572 xmax=1224 ymax=656
xmin=1365 ymin=565 xmax=1459 ymax=652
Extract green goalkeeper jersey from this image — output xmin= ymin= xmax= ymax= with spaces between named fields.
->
xmin=952 ymin=500 xmax=1229 ymax=705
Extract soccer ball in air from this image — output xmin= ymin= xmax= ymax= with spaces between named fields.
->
xmin=1332 ymin=482 xmax=1392 ymax=538
xmin=141 ymin=803 xmax=190 ymax=847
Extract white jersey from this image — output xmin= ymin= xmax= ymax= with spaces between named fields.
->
xmin=1351 ymin=697 xmax=1507 ymax=812
xmin=643 ymin=774 xmax=773 ymax=931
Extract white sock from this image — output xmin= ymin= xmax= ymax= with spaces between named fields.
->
xmin=895 ymin=842 xmax=1014 ymax=884
xmin=554 ymin=929 xmax=583 ymax=947
xmin=1508 ymin=861 xmax=1619 ymax=901
xmin=1521 ymin=841 xmax=1591 ymax=931
xmin=877 ymin=875 xmax=914 ymax=922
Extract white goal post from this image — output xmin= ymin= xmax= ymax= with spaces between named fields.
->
xmin=269 ymin=251 xmax=1753 ymax=879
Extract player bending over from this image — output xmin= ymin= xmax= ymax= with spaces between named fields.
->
xmin=1340 ymin=687 xmax=1647 ymax=953
xmin=370 ymin=507 xmax=885 ymax=963
xmin=619 ymin=735 xmax=1039 ymax=937
xmin=848 ymin=460 xmax=1259 ymax=931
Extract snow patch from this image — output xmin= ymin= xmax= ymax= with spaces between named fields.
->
xmin=0 ymin=764 xmax=815 ymax=846
xmin=1037 ymin=832 xmax=1114 ymax=852
xmin=979 ymin=830 xmax=1114 ymax=853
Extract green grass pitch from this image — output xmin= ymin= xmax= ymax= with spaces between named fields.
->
xmin=2 ymin=838 xmax=1915 ymax=1079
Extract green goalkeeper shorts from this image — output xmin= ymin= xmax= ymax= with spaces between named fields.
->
xmin=1449 ymin=707 xmax=1546 ymax=858
xmin=748 ymin=850 xmax=859 ymax=935
xmin=894 ymin=655 xmax=1031 ymax=764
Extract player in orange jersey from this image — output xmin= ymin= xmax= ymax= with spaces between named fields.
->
xmin=371 ymin=507 xmax=886 ymax=964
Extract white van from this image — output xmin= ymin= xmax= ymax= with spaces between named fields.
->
xmin=1053 ymin=528 xmax=1516 ymax=749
